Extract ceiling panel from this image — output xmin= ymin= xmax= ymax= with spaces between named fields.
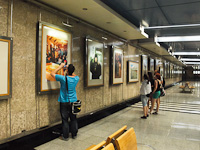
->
xmin=101 ymin=0 xmax=157 ymax=11
xmin=157 ymin=0 xmax=200 ymax=6
xmin=128 ymin=8 xmax=169 ymax=26
xmin=162 ymin=3 xmax=200 ymax=24
xmin=37 ymin=0 xmax=147 ymax=40
xmin=145 ymin=27 xmax=200 ymax=37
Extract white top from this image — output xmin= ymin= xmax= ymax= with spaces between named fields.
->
xmin=140 ymin=80 xmax=152 ymax=95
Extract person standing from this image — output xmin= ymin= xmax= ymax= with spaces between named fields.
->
xmin=147 ymin=72 xmax=154 ymax=112
xmin=140 ymin=74 xmax=151 ymax=119
xmin=150 ymin=74 xmax=162 ymax=114
xmin=50 ymin=63 xmax=79 ymax=140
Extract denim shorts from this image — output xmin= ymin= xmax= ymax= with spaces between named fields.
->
xmin=141 ymin=95 xmax=148 ymax=107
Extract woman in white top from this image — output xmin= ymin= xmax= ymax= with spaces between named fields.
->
xmin=140 ymin=74 xmax=152 ymax=119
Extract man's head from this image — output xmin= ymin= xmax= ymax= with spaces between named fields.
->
xmin=94 ymin=54 xmax=98 ymax=62
xmin=68 ymin=64 xmax=75 ymax=75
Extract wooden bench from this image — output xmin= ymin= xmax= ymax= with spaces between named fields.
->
xmin=179 ymin=85 xmax=195 ymax=92
xmin=115 ymin=128 xmax=137 ymax=150
xmin=86 ymin=141 xmax=106 ymax=150
xmin=101 ymin=143 xmax=115 ymax=150
xmin=105 ymin=125 xmax=127 ymax=145
xmin=86 ymin=125 xmax=127 ymax=150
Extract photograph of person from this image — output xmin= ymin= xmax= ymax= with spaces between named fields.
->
xmin=46 ymin=35 xmax=68 ymax=81
xmin=115 ymin=52 xmax=122 ymax=78
xmin=89 ymin=48 xmax=102 ymax=80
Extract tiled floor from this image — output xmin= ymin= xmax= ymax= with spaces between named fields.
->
xmin=35 ymin=82 xmax=200 ymax=150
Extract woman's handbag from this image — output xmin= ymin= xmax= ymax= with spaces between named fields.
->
xmin=160 ymin=86 xmax=166 ymax=97
xmin=66 ymin=76 xmax=81 ymax=114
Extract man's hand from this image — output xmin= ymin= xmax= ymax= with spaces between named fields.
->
xmin=50 ymin=63 xmax=66 ymax=79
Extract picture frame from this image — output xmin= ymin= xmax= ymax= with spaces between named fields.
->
xmin=0 ymin=36 xmax=13 ymax=99
xmin=127 ymin=60 xmax=139 ymax=83
xmin=37 ymin=21 xmax=72 ymax=94
xmin=150 ymin=58 xmax=155 ymax=72
xmin=141 ymin=55 xmax=148 ymax=81
xmin=111 ymin=46 xmax=123 ymax=84
xmin=85 ymin=36 xmax=104 ymax=87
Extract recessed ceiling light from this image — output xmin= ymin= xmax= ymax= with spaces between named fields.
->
xmin=82 ymin=8 xmax=88 ymax=10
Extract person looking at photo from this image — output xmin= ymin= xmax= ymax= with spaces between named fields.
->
xmin=140 ymin=74 xmax=151 ymax=119
xmin=90 ymin=54 xmax=101 ymax=79
xmin=50 ymin=62 xmax=79 ymax=141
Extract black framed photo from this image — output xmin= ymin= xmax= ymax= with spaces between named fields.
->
xmin=85 ymin=36 xmax=104 ymax=87
xmin=141 ymin=55 xmax=148 ymax=81
xmin=0 ymin=36 xmax=13 ymax=99
xmin=37 ymin=21 xmax=72 ymax=94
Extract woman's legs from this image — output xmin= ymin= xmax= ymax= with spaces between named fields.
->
xmin=150 ymin=98 xmax=156 ymax=114
xmin=156 ymin=98 xmax=160 ymax=113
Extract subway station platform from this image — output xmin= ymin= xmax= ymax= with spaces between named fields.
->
xmin=35 ymin=82 xmax=200 ymax=150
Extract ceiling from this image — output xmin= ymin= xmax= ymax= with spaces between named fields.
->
xmin=101 ymin=0 xmax=200 ymax=65
xmin=30 ymin=0 xmax=200 ymax=66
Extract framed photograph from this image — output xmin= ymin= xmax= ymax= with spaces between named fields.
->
xmin=128 ymin=61 xmax=139 ymax=83
xmin=37 ymin=22 xmax=72 ymax=94
xmin=150 ymin=58 xmax=155 ymax=72
xmin=0 ymin=36 xmax=13 ymax=99
xmin=111 ymin=46 xmax=123 ymax=84
xmin=141 ymin=55 xmax=148 ymax=81
xmin=85 ymin=36 xmax=104 ymax=87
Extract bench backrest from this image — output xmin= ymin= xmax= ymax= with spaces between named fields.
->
xmin=89 ymin=141 xmax=106 ymax=150
xmin=105 ymin=125 xmax=127 ymax=145
xmin=115 ymin=128 xmax=137 ymax=150
xmin=101 ymin=143 xmax=115 ymax=150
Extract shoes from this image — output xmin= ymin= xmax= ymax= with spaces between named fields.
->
xmin=152 ymin=112 xmax=158 ymax=115
xmin=141 ymin=116 xmax=147 ymax=119
xmin=72 ymin=135 xmax=77 ymax=139
xmin=59 ymin=136 xmax=69 ymax=141
xmin=147 ymin=114 xmax=149 ymax=117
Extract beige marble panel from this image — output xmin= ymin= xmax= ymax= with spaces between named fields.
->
xmin=11 ymin=111 xmax=26 ymax=136
xmin=0 ymin=100 xmax=8 ymax=140
xmin=85 ymin=87 xmax=104 ymax=113
xmin=0 ymin=0 xmax=9 ymax=36
xmin=26 ymin=110 xmax=37 ymax=131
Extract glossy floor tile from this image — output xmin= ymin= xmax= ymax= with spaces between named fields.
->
xmin=35 ymin=82 xmax=200 ymax=150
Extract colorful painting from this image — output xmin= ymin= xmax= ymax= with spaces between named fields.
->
xmin=128 ymin=61 xmax=139 ymax=82
xmin=37 ymin=22 xmax=72 ymax=94
xmin=112 ymin=46 xmax=123 ymax=84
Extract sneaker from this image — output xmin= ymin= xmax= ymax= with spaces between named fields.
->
xmin=59 ymin=136 xmax=69 ymax=141
xmin=152 ymin=112 xmax=158 ymax=115
xmin=147 ymin=114 xmax=149 ymax=117
xmin=141 ymin=116 xmax=147 ymax=119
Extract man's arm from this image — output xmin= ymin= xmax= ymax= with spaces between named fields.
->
xmin=50 ymin=63 xmax=66 ymax=79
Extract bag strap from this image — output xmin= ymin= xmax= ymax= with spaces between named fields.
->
xmin=65 ymin=76 xmax=70 ymax=103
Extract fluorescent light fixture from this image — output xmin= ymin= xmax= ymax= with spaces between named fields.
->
xmin=181 ymin=58 xmax=200 ymax=61
xmin=140 ymin=26 xmax=149 ymax=38
xmin=155 ymin=36 xmax=200 ymax=42
xmin=62 ymin=21 xmax=73 ymax=27
xmin=173 ymin=52 xmax=200 ymax=55
xmin=184 ymin=62 xmax=200 ymax=64
xmin=155 ymin=42 xmax=160 ymax=47
xmin=102 ymin=37 xmax=107 ymax=40
xmin=144 ymin=23 xmax=200 ymax=29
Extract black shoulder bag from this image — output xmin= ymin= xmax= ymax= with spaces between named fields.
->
xmin=66 ymin=76 xmax=81 ymax=114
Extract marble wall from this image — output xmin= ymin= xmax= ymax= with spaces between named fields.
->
xmin=0 ymin=0 xmax=182 ymax=141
